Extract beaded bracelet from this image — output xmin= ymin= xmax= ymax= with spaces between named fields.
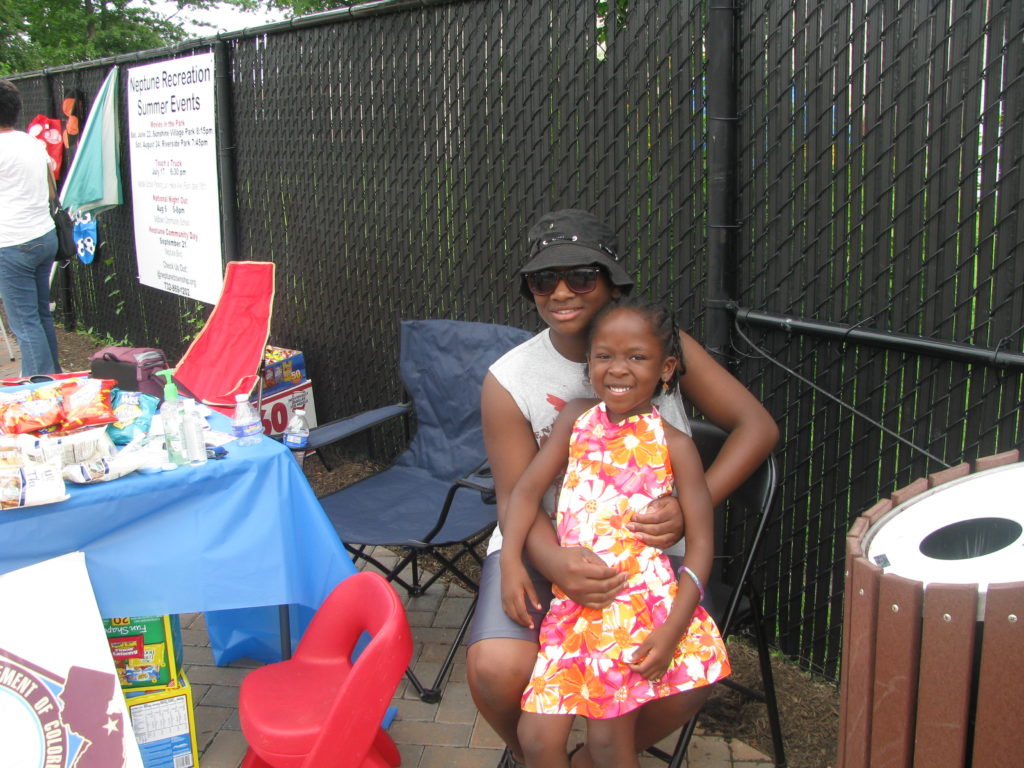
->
xmin=678 ymin=565 xmax=705 ymax=602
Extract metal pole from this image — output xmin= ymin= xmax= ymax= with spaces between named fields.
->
xmin=705 ymin=0 xmax=739 ymax=366
xmin=213 ymin=41 xmax=238 ymax=264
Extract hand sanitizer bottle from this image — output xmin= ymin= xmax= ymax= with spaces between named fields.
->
xmin=155 ymin=370 xmax=188 ymax=466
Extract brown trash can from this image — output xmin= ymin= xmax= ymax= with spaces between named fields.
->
xmin=838 ymin=450 xmax=1024 ymax=768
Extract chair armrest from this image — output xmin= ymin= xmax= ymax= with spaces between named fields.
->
xmin=454 ymin=459 xmax=494 ymax=495
xmin=307 ymin=402 xmax=412 ymax=450
xmin=418 ymin=460 xmax=498 ymax=545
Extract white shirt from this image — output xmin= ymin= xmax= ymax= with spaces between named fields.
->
xmin=0 ymin=130 xmax=54 ymax=248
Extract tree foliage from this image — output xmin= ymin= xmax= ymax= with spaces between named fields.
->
xmin=1 ymin=0 xmax=353 ymax=76
xmin=3 ymin=0 xmax=181 ymax=75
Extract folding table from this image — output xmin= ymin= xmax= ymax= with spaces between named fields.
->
xmin=0 ymin=413 xmax=356 ymax=664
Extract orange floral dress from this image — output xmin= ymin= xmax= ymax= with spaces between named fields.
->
xmin=521 ymin=403 xmax=730 ymax=719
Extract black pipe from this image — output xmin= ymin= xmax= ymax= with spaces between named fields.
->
xmin=213 ymin=41 xmax=238 ymax=263
xmin=735 ymin=307 xmax=1024 ymax=372
xmin=705 ymin=0 xmax=739 ymax=366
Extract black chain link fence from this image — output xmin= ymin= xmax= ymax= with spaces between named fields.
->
xmin=9 ymin=0 xmax=1023 ymax=679
xmin=733 ymin=0 xmax=1024 ymax=676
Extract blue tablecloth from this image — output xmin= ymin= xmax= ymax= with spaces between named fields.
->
xmin=0 ymin=413 xmax=356 ymax=664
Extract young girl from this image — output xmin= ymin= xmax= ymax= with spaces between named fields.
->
xmin=498 ymin=296 xmax=731 ymax=768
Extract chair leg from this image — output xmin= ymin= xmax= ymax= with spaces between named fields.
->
xmin=645 ymin=713 xmax=697 ymax=768
xmin=647 ymin=597 xmax=787 ymax=767
xmin=747 ymin=591 xmax=787 ymax=767
xmin=311 ymin=449 xmax=333 ymax=472
xmin=405 ymin=594 xmax=478 ymax=703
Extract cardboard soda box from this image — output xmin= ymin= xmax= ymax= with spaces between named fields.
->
xmin=262 ymin=345 xmax=306 ymax=394
xmin=124 ymin=670 xmax=198 ymax=768
xmin=255 ymin=378 xmax=317 ymax=437
xmin=103 ymin=614 xmax=183 ymax=690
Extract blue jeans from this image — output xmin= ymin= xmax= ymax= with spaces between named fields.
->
xmin=0 ymin=229 xmax=61 ymax=376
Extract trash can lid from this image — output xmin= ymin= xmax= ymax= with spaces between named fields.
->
xmin=864 ymin=462 xmax=1024 ymax=619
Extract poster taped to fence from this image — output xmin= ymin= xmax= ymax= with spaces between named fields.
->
xmin=127 ymin=52 xmax=223 ymax=304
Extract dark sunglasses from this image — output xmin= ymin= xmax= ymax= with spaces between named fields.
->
xmin=525 ymin=267 xmax=603 ymax=296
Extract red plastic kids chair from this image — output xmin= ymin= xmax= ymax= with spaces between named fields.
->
xmin=173 ymin=261 xmax=275 ymax=415
xmin=238 ymin=571 xmax=412 ymax=768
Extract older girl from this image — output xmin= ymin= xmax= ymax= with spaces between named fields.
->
xmin=467 ymin=209 xmax=777 ymax=767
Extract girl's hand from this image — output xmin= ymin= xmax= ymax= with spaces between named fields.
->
xmin=626 ymin=625 xmax=678 ymax=682
xmin=628 ymin=494 xmax=684 ymax=549
xmin=500 ymin=558 xmax=541 ymax=628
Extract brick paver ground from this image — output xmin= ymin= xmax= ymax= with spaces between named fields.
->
xmin=183 ymin=551 xmax=774 ymax=768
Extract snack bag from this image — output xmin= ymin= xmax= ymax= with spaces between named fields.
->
xmin=0 ymin=436 xmax=22 ymax=467
xmin=18 ymin=433 xmax=65 ymax=468
xmin=122 ymin=642 xmax=167 ymax=685
xmin=62 ymin=451 xmax=148 ymax=484
xmin=107 ymin=389 xmax=160 ymax=445
xmin=59 ymin=378 xmax=118 ymax=432
xmin=0 ymin=465 xmax=68 ymax=509
xmin=1 ymin=394 xmax=62 ymax=434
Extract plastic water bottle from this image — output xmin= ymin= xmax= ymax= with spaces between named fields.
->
xmin=182 ymin=398 xmax=208 ymax=465
xmin=232 ymin=394 xmax=263 ymax=446
xmin=282 ymin=408 xmax=309 ymax=466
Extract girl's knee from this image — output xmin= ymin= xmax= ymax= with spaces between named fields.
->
xmin=587 ymin=733 xmax=634 ymax=768
xmin=518 ymin=713 xmax=574 ymax=764
xmin=587 ymin=713 xmax=640 ymax=768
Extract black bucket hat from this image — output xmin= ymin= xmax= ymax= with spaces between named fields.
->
xmin=518 ymin=209 xmax=634 ymax=299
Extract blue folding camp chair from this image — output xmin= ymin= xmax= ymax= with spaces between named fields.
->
xmin=309 ymin=319 xmax=532 ymax=702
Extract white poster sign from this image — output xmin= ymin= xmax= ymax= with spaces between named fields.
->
xmin=0 ymin=552 xmax=143 ymax=768
xmin=127 ymin=52 xmax=223 ymax=304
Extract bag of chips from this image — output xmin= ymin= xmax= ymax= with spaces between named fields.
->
xmin=1 ymin=393 xmax=62 ymax=434
xmin=59 ymin=378 xmax=118 ymax=432
xmin=107 ymin=390 xmax=160 ymax=445
xmin=0 ymin=465 xmax=68 ymax=509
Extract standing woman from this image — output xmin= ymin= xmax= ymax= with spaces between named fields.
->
xmin=0 ymin=79 xmax=62 ymax=376
xmin=467 ymin=209 xmax=778 ymax=766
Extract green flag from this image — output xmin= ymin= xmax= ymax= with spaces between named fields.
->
xmin=60 ymin=67 xmax=122 ymax=216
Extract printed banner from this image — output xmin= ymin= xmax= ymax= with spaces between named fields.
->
xmin=127 ymin=52 xmax=223 ymax=304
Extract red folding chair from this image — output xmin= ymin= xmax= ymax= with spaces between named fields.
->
xmin=173 ymin=261 xmax=275 ymax=415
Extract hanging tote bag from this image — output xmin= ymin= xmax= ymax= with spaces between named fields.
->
xmin=47 ymin=172 xmax=75 ymax=266
xmin=50 ymin=200 xmax=75 ymax=266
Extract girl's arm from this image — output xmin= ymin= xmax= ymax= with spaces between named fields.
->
xmin=481 ymin=376 xmax=623 ymax=612
xmin=628 ymin=425 xmax=716 ymax=680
